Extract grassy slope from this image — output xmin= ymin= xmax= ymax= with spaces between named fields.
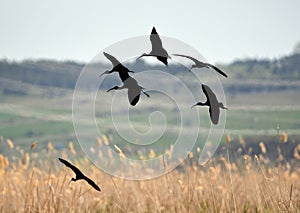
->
xmin=0 ymin=56 xmax=299 ymax=160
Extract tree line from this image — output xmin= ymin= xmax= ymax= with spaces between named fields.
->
xmin=0 ymin=53 xmax=299 ymax=93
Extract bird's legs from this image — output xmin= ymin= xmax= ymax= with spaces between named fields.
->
xmin=219 ymin=102 xmax=228 ymax=110
xmin=142 ymin=91 xmax=150 ymax=98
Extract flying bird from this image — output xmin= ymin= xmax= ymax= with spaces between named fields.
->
xmin=137 ymin=27 xmax=171 ymax=66
xmin=191 ymin=84 xmax=227 ymax=125
xmin=107 ymin=76 xmax=150 ymax=106
xmin=173 ymin=54 xmax=228 ymax=78
xmin=58 ymin=158 xmax=101 ymax=192
xmin=100 ymin=52 xmax=134 ymax=82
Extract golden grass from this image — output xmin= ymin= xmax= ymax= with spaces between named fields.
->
xmin=0 ymin=139 xmax=299 ymax=212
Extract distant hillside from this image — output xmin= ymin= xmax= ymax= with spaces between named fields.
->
xmin=0 ymin=53 xmax=300 ymax=95
xmin=222 ymin=53 xmax=300 ymax=80
xmin=0 ymin=59 xmax=84 ymax=89
xmin=220 ymin=53 xmax=300 ymax=93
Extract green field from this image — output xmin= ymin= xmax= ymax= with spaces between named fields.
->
xmin=1 ymin=88 xmax=299 ymax=154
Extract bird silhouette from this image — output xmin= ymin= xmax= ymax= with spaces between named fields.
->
xmin=107 ymin=76 xmax=150 ymax=106
xmin=100 ymin=52 xmax=134 ymax=82
xmin=58 ymin=158 xmax=101 ymax=192
xmin=191 ymin=84 xmax=227 ymax=125
xmin=173 ymin=54 xmax=228 ymax=78
xmin=137 ymin=27 xmax=171 ymax=66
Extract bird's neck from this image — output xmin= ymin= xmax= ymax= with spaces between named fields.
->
xmin=191 ymin=64 xmax=197 ymax=69
xmin=197 ymin=102 xmax=207 ymax=106
xmin=139 ymin=53 xmax=148 ymax=57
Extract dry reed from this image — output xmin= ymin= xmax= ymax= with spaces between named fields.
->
xmin=0 ymin=138 xmax=299 ymax=212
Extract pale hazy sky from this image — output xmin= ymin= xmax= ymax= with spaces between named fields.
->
xmin=0 ymin=0 xmax=299 ymax=63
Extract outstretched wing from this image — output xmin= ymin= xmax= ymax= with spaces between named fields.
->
xmin=202 ymin=85 xmax=218 ymax=103
xmin=202 ymin=85 xmax=220 ymax=125
xmin=103 ymin=52 xmax=121 ymax=67
xmin=150 ymin=27 xmax=163 ymax=53
xmin=209 ymin=105 xmax=220 ymax=125
xmin=206 ymin=63 xmax=228 ymax=78
xmin=84 ymin=176 xmax=101 ymax=192
xmin=128 ymin=88 xmax=141 ymax=106
xmin=173 ymin=54 xmax=200 ymax=65
xmin=58 ymin=158 xmax=84 ymax=177
xmin=124 ymin=77 xmax=141 ymax=106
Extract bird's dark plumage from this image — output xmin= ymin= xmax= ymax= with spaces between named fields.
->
xmin=101 ymin=52 xmax=133 ymax=82
xmin=173 ymin=54 xmax=228 ymax=78
xmin=106 ymin=76 xmax=150 ymax=106
xmin=58 ymin=158 xmax=101 ymax=192
xmin=103 ymin=52 xmax=121 ymax=67
xmin=102 ymin=53 xmax=149 ymax=106
xmin=150 ymin=27 xmax=163 ymax=53
xmin=137 ymin=27 xmax=170 ymax=66
xmin=192 ymin=84 xmax=227 ymax=125
xmin=128 ymin=88 xmax=141 ymax=106
xmin=151 ymin=27 xmax=157 ymax=35
xmin=156 ymin=56 xmax=168 ymax=67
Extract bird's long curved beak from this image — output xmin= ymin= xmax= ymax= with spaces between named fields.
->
xmin=100 ymin=70 xmax=110 ymax=77
xmin=191 ymin=104 xmax=197 ymax=109
xmin=107 ymin=87 xmax=118 ymax=92
xmin=137 ymin=55 xmax=144 ymax=60
xmin=99 ymin=70 xmax=110 ymax=77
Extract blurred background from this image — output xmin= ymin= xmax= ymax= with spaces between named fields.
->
xmin=0 ymin=0 xmax=300 ymax=163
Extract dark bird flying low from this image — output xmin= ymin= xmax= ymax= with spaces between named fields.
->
xmin=107 ymin=76 xmax=150 ymax=106
xmin=173 ymin=54 xmax=228 ymax=78
xmin=191 ymin=84 xmax=227 ymax=125
xmin=137 ymin=27 xmax=171 ymax=66
xmin=58 ymin=158 xmax=101 ymax=192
